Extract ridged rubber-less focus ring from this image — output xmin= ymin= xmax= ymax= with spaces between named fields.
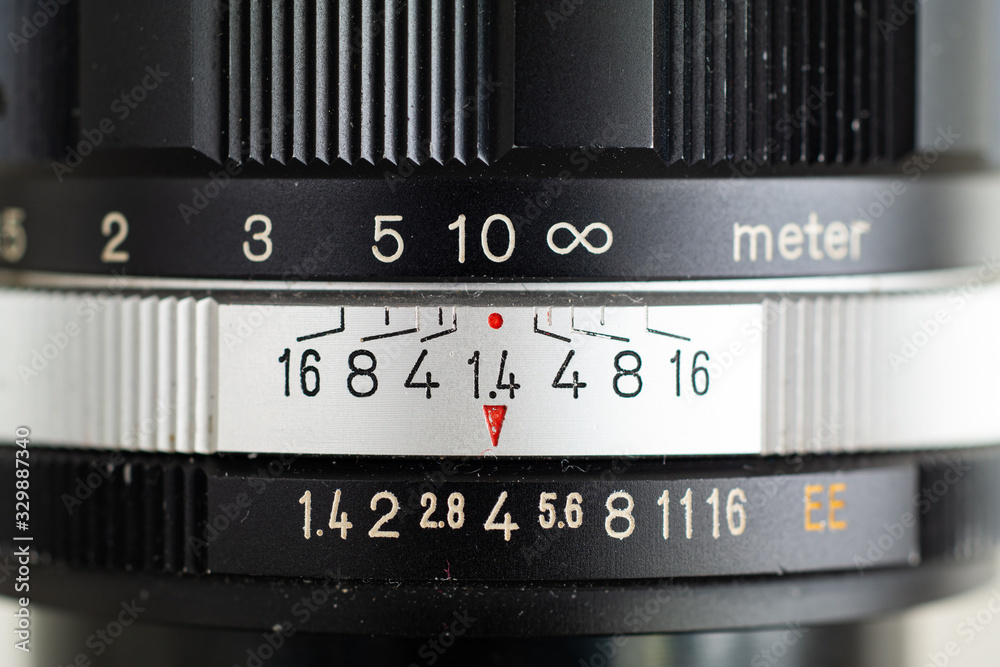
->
xmin=0 ymin=0 xmax=914 ymax=166
xmin=3 ymin=449 xmax=998 ymax=582
xmin=2 ymin=272 xmax=1000 ymax=457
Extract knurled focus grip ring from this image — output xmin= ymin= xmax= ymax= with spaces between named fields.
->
xmin=0 ymin=0 xmax=915 ymax=167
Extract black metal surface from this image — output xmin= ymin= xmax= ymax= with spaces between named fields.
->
xmin=4 ymin=558 xmax=994 ymax=637
xmin=27 ymin=609 xmax=908 ymax=667
xmin=0 ymin=0 xmax=78 ymax=163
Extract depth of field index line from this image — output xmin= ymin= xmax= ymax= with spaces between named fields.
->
xmin=217 ymin=303 xmax=764 ymax=456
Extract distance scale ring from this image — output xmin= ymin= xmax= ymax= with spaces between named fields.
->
xmin=3 ymin=173 xmax=1000 ymax=280
xmin=1 ymin=274 xmax=1000 ymax=456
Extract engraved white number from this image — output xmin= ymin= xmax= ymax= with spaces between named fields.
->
xmin=484 ymin=491 xmax=520 ymax=541
xmin=0 ymin=207 xmax=27 ymax=263
xmin=727 ymin=488 xmax=747 ymax=536
xmin=299 ymin=489 xmax=312 ymax=539
xmin=539 ymin=491 xmax=584 ymax=529
xmin=328 ymin=488 xmax=353 ymax=539
xmin=372 ymin=215 xmax=404 ymax=263
xmin=604 ymin=491 xmax=635 ymax=540
xmin=420 ymin=492 xmax=439 ymax=528
xmin=368 ymin=491 xmax=400 ymax=538
xmin=447 ymin=492 xmax=465 ymax=529
xmin=564 ymin=492 xmax=583 ymax=528
xmin=243 ymin=214 xmax=273 ymax=262
xmin=538 ymin=492 xmax=557 ymax=529
xmin=657 ymin=489 xmax=669 ymax=539
xmin=680 ymin=488 xmax=693 ymax=539
xmin=419 ymin=493 xmax=465 ymax=529
xmin=481 ymin=214 xmax=515 ymax=263
xmin=707 ymin=487 xmax=721 ymax=539
xmin=100 ymin=212 xmax=130 ymax=263
xmin=448 ymin=214 xmax=466 ymax=263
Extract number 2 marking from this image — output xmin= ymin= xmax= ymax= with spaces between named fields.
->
xmin=369 ymin=491 xmax=400 ymax=538
xmin=101 ymin=212 xmax=130 ymax=263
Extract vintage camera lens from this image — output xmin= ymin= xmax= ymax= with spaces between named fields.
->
xmin=2 ymin=2 xmax=1000 ymax=666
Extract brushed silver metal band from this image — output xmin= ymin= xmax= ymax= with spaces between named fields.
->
xmin=1 ymin=268 xmax=997 ymax=456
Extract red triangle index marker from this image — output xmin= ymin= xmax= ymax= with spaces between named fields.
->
xmin=482 ymin=405 xmax=508 ymax=447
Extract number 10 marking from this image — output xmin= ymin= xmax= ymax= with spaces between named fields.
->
xmin=448 ymin=214 xmax=516 ymax=263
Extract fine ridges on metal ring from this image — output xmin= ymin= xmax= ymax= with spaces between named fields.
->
xmin=3 ymin=283 xmax=1000 ymax=456
xmin=2 ymin=1 xmax=914 ymax=168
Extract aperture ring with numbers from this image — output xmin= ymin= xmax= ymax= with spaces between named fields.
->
xmin=3 ymin=448 xmax=999 ymax=583
xmin=2 ymin=271 xmax=1000 ymax=456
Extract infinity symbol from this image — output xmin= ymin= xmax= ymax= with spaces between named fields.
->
xmin=546 ymin=222 xmax=614 ymax=255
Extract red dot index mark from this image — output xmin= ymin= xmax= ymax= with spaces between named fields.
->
xmin=482 ymin=405 xmax=508 ymax=447
xmin=488 ymin=312 xmax=503 ymax=329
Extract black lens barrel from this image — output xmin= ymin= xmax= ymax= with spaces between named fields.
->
xmin=1 ymin=0 xmax=916 ymax=169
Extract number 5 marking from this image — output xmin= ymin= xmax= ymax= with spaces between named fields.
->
xmin=372 ymin=215 xmax=404 ymax=263
xmin=243 ymin=214 xmax=273 ymax=262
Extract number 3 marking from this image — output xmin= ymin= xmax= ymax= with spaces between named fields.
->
xmin=243 ymin=214 xmax=273 ymax=262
